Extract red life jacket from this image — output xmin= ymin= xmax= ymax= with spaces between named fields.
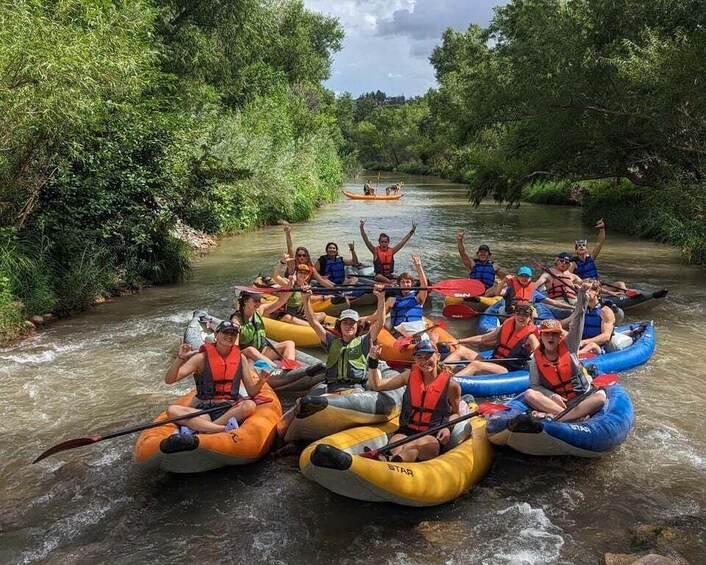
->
xmin=194 ymin=343 xmax=243 ymax=401
xmin=534 ymin=341 xmax=576 ymax=399
xmin=374 ymin=246 xmax=395 ymax=277
xmin=399 ymin=366 xmax=452 ymax=432
xmin=546 ymin=270 xmax=577 ymax=300
xmin=508 ymin=278 xmax=535 ymax=305
xmin=493 ymin=318 xmax=537 ymax=359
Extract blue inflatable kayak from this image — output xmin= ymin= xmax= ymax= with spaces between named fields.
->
xmin=455 ymin=321 xmax=655 ymax=397
xmin=484 ymin=382 xmax=634 ymax=457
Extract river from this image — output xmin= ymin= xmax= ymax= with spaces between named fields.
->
xmin=2 ymin=173 xmax=705 ymax=564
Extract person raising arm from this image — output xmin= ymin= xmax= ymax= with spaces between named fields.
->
xmin=360 ymin=218 xmax=417 ymax=283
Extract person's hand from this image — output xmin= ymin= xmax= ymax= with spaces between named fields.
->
xmin=455 ymin=231 xmax=465 ymax=242
xmin=410 ymin=222 xmax=417 ymax=234
xmin=348 ymin=241 xmax=355 ymax=251
xmin=178 ymin=342 xmax=192 ymax=359
xmin=373 ymin=283 xmax=386 ymax=298
xmin=436 ymin=427 xmax=451 ymax=445
xmin=579 ymin=280 xmax=593 ymax=293
xmin=411 ymin=254 xmax=422 ymax=267
xmin=301 ymin=284 xmax=312 ymax=299
xmin=504 ymin=273 xmax=514 ymax=282
xmin=595 ymin=218 xmax=605 ymax=229
xmin=369 ymin=344 xmax=382 ymax=360
xmin=359 ymin=219 xmax=366 ymax=229
xmin=551 ymin=394 xmax=567 ymax=409
xmin=282 ymin=252 xmax=291 ymax=262
xmin=282 ymin=223 xmax=291 ymax=233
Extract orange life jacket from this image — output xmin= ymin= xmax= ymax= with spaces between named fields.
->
xmin=399 ymin=366 xmax=452 ymax=432
xmin=546 ymin=270 xmax=577 ymax=300
xmin=194 ymin=343 xmax=243 ymax=401
xmin=374 ymin=246 xmax=395 ymax=277
xmin=534 ymin=341 xmax=576 ymax=399
xmin=493 ymin=317 xmax=537 ymax=360
xmin=507 ymin=278 xmax=535 ymax=305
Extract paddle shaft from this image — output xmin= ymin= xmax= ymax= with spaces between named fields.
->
xmin=551 ymin=374 xmax=618 ymax=422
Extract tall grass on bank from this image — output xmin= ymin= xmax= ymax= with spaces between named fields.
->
xmin=583 ymin=179 xmax=706 ymax=265
xmin=522 ymin=181 xmax=574 ymax=205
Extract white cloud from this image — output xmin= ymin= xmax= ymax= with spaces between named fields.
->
xmin=303 ymin=0 xmax=507 ymax=96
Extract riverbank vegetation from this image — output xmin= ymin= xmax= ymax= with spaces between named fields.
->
xmin=337 ymin=0 xmax=706 ymax=266
xmin=0 ymin=0 xmax=344 ymax=340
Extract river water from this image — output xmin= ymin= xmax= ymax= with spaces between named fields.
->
xmin=2 ymin=174 xmax=705 ymax=564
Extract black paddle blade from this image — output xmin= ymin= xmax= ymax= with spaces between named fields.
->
xmin=32 ymin=435 xmax=102 ymax=464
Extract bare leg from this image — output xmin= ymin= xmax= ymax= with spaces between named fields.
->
xmin=555 ymin=390 xmax=606 ymax=422
xmin=280 ymin=313 xmax=310 ymax=327
xmin=523 ymin=389 xmax=565 ymax=415
xmin=390 ymin=436 xmax=441 ymax=462
xmin=443 ymin=345 xmax=479 ymax=363
xmin=241 ymin=346 xmax=274 ymax=364
xmin=455 ymin=360 xmax=509 ymax=376
xmin=212 ymin=400 xmax=256 ymax=425
xmin=166 ymin=405 xmax=228 ymax=433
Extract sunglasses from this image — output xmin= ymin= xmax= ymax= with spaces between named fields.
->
xmin=575 ymin=240 xmax=587 ymax=246
xmin=515 ymin=308 xmax=532 ymax=316
xmin=296 ymin=253 xmax=308 ymax=257
xmin=557 ymin=258 xmax=570 ymax=263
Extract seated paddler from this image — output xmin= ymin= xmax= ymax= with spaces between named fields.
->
xmin=365 ymin=340 xmax=461 ymax=462
xmin=385 ymin=254 xmax=428 ymax=336
xmin=164 ymin=320 xmax=269 ymax=433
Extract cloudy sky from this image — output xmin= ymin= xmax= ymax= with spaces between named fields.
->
xmin=303 ymin=0 xmax=507 ymax=97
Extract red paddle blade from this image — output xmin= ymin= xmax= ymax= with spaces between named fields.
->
xmin=477 ymin=402 xmax=511 ymax=415
xmin=442 ymin=304 xmax=478 ymax=319
xmin=624 ymin=290 xmax=641 ymax=298
xmin=431 ymin=279 xmax=486 ymax=298
xmin=592 ymin=373 xmax=619 ymax=388
xmin=279 ymin=358 xmax=302 ymax=370
xmin=235 ymin=284 xmax=271 ymax=294
xmin=33 ymin=435 xmax=102 ymax=464
xmin=359 ymin=450 xmax=378 ymax=459
xmin=252 ymin=395 xmax=274 ymax=405
xmin=579 ymin=352 xmax=597 ymax=361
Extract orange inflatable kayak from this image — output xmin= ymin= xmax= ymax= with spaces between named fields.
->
xmin=134 ymin=385 xmax=281 ymax=473
xmin=377 ymin=318 xmax=458 ymax=363
xmin=342 ymin=190 xmax=402 ymax=201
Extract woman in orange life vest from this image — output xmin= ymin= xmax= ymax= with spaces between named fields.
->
xmin=533 ymin=251 xmax=583 ymax=306
xmin=487 ymin=266 xmax=574 ymax=315
xmin=281 ymin=224 xmax=329 ymax=286
xmin=164 ymin=321 xmax=268 ymax=433
xmin=359 ymin=218 xmax=417 ymax=283
xmin=455 ymin=231 xmax=507 ymax=296
xmin=451 ymin=302 xmax=540 ymax=376
xmin=366 ymin=340 xmax=461 ymax=463
xmin=272 ymin=257 xmax=330 ymax=326
xmin=524 ymin=282 xmax=607 ymax=422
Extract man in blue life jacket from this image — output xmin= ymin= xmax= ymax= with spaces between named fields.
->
xmin=455 ymin=232 xmax=507 ymax=295
xmin=570 ymin=219 xmax=630 ymax=294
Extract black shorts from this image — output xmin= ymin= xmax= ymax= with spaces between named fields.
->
xmin=394 ymin=425 xmax=450 ymax=453
xmin=195 ymin=401 xmax=234 ymax=421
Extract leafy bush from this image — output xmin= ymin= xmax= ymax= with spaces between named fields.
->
xmin=522 ymin=181 xmax=574 ymax=205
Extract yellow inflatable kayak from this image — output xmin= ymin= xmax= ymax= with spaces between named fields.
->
xmin=263 ymin=315 xmax=337 ymax=348
xmin=258 ymin=285 xmax=350 ymax=317
xmin=299 ymin=408 xmax=493 ymax=506
xmin=377 ymin=318 xmax=458 ymax=363
xmin=134 ymin=385 xmax=281 ymax=473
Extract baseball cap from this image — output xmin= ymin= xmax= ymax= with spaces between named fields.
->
xmin=295 ymin=264 xmax=310 ymax=273
xmin=413 ymin=340 xmax=437 ymax=355
xmin=239 ymin=290 xmax=262 ymax=300
xmin=216 ymin=320 xmax=240 ymax=333
xmin=477 ymin=245 xmax=491 ymax=253
xmin=339 ymin=309 xmax=360 ymax=322
xmin=556 ymin=251 xmax=572 ymax=261
xmin=539 ymin=319 xmax=563 ymax=333
xmin=517 ymin=266 xmax=533 ymax=277
xmin=575 ymin=239 xmax=587 ymax=246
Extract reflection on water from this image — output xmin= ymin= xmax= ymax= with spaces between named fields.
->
xmin=1 ymin=173 xmax=705 ymax=563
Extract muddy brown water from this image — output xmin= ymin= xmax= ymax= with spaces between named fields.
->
xmin=1 ymin=173 xmax=704 ymax=563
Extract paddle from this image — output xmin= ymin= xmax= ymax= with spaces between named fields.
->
xmin=263 ymin=337 xmax=301 ymax=370
xmin=235 ymin=278 xmax=487 ymax=299
xmin=599 ymin=281 xmax=641 ymax=297
xmin=359 ymin=402 xmax=510 ymax=459
xmin=551 ymin=373 xmax=619 ymax=422
xmin=392 ymin=320 xmax=449 ymax=349
xmin=441 ymin=303 xmax=552 ymax=321
xmin=389 ymin=357 xmax=525 ymax=369
xmin=32 ymin=399 xmax=270 ymax=463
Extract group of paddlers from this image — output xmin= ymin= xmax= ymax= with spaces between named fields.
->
xmin=163 ymin=218 xmax=639 ymax=462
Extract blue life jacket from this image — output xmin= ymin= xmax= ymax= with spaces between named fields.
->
xmin=469 ymin=260 xmax=496 ymax=288
xmin=573 ymin=255 xmax=599 ymax=279
xmin=390 ymin=292 xmax=423 ymax=326
xmin=583 ymin=305 xmax=603 ymax=339
xmin=318 ymin=255 xmax=346 ymax=284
